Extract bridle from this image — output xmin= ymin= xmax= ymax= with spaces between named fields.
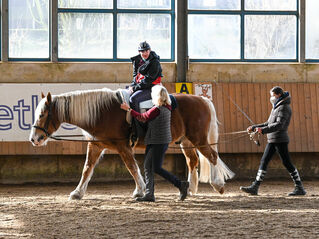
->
xmin=32 ymin=102 xmax=57 ymax=138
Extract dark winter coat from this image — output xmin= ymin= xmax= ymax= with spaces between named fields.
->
xmin=252 ymin=92 xmax=292 ymax=143
xmin=130 ymin=51 xmax=162 ymax=92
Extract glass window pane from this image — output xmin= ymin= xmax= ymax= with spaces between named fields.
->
xmin=58 ymin=0 xmax=112 ymax=8
xmin=9 ymin=0 xmax=49 ymax=58
xmin=118 ymin=0 xmax=170 ymax=9
xmin=117 ymin=14 xmax=171 ymax=59
xmin=245 ymin=15 xmax=296 ymax=59
xmin=188 ymin=15 xmax=240 ymax=59
xmin=58 ymin=13 xmax=113 ymax=58
xmin=245 ymin=0 xmax=296 ymax=11
xmin=188 ymin=0 xmax=240 ymax=10
xmin=306 ymin=0 xmax=319 ymax=59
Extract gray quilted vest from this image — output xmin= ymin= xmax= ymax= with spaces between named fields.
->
xmin=144 ymin=106 xmax=172 ymax=145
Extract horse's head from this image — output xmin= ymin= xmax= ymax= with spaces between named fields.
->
xmin=29 ymin=92 xmax=60 ymax=146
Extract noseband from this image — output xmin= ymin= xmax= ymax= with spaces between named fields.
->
xmin=32 ymin=102 xmax=57 ymax=137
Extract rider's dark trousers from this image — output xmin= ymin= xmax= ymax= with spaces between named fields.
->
xmin=129 ymin=89 xmax=151 ymax=112
xmin=144 ymin=144 xmax=181 ymax=196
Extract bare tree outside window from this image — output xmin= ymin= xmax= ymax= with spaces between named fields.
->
xmin=244 ymin=0 xmax=296 ymax=59
xmin=245 ymin=15 xmax=296 ymax=59
xmin=245 ymin=0 xmax=296 ymax=11
xmin=118 ymin=0 xmax=170 ymax=9
xmin=306 ymin=0 xmax=319 ymax=59
xmin=58 ymin=13 xmax=113 ymax=58
xmin=188 ymin=15 xmax=240 ymax=59
xmin=117 ymin=14 xmax=171 ymax=58
xmin=188 ymin=0 xmax=240 ymax=10
xmin=9 ymin=0 xmax=49 ymax=58
xmin=58 ymin=0 xmax=113 ymax=8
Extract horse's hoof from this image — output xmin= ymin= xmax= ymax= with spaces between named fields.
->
xmin=219 ymin=187 xmax=225 ymax=194
xmin=133 ymin=192 xmax=144 ymax=198
xmin=188 ymin=188 xmax=197 ymax=196
xmin=69 ymin=190 xmax=83 ymax=200
xmin=133 ymin=187 xmax=145 ymax=198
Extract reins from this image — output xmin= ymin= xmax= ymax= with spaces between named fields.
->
xmin=44 ymin=129 xmax=259 ymax=149
xmin=49 ymin=134 xmax=127 ymax=143
xmin=169 ymin=130 xmax=258 ymax=149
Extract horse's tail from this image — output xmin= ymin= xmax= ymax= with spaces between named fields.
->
xmin=198 ymin=97 xmax=235 ymax=191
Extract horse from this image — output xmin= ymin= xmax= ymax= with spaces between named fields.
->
xmin=29 ymin=88 xmax=234 ymax=200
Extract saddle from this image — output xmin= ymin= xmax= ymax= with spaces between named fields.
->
xmin=116 ymin=89 xmax=177 ymax=123
xmin=116 ymin=89 xmax=177 ymax=147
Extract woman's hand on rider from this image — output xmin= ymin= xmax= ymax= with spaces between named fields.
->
xmin=121 ymin=102 xmax=131 ymax=112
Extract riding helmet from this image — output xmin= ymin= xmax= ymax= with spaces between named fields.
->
xmin=138 ymin=41 xmax=151 ymax=51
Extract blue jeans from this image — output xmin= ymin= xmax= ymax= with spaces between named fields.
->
xmin=129 ymin=89 xmax=152 ymax=113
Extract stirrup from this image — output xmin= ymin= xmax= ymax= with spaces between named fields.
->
xmin=129 ymin=133 xmax=138 ymax=147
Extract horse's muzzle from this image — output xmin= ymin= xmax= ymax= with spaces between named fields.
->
xmin=30 ymin=134 xmax=46 ymax=146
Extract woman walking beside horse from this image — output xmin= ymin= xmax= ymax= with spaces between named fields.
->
xmin=121 ymin=85 xmax=189 ymax=202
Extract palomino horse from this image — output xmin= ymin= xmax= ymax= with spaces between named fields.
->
xmin=29 ymin=89 xmax=234 ymax=200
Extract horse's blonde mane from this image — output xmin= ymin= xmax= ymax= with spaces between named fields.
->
xmin=53 ymin=88 xmax=118 ymax=127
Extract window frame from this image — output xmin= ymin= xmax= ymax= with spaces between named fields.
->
xmin=188 ymin=0 xmax=299 ymax=62
xmin=305 ymin=0 xmax=319 ymax=62
xmin=57 ymin=1 xmax=175 ymax=62
xmin=8 ymin=0 xmax=51 ymax=62
xmin=0 ymin=0 xmax=2 ymax=61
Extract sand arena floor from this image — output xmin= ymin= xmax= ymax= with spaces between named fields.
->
xmin=0 ymin=180 xmax=318 ymax=239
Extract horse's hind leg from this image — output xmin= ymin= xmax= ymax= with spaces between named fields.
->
xmin=69 ymin=143 xmax=103 ymax=200
xmin=180 ymin=140 xmax=199 ymax=195
xmin=196 ymin=143 xmax=218 ymax=166
xmin=117 ymin=145 xmax=145 ymax=198
xmin=196 ymin=143 xmax=225 ymax=194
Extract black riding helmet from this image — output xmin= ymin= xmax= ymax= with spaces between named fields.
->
xmin=138 ymin=41 xmax=151 ymax=51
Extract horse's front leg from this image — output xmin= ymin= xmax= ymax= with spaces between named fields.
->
xmin=180 ymin=140 xmax=199 ymax=195
xmin=69 ymin=143 xmax=104 ymax=200
xmin=117 ymin=145 xmax=145 ymax=198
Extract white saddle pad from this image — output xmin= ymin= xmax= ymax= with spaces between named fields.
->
xmin=140 ymin=100 xmax=153 ymax=110
xmin=117 ymin=89 xmax=154 ymax=123
xmin=118 ymin=89 xmax=154 ymax=110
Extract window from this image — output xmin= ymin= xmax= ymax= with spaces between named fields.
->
xmin=245 ymin=15 xmax=296 ymax=59
xmin=117 ymin=0 xmax=171 ymax=9
xmin=188 ymin=0 xmax=240 ymax=10
xmin=188 ymin=15 xmax=240 ymax=59
xmin=4 ymin=0 xmax=311 ymax=63
xmin=8 ymin=0 xmax=50 ymax=59
xmin=117 ymin=14 xmax=171 ymax=59
xmin=306 ymin=0 xmax=319 ymax=60
xmin=188 ymin=0 xmax=298 ymax=62
xmin=59 ymin=0 xmax=113 ymax=9
xmin=58 ymin=0 xmax=174 ymax=61
xmin=245 ymin=0 xmax=296 ymax=11
xmin=58 ymin=13 xmax=113 ymax=59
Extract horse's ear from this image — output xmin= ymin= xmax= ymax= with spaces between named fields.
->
xmin=47 ymin=92 xmax=52 ymax=103
xmin=41 ymin=92 xmax=45 ymax=99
